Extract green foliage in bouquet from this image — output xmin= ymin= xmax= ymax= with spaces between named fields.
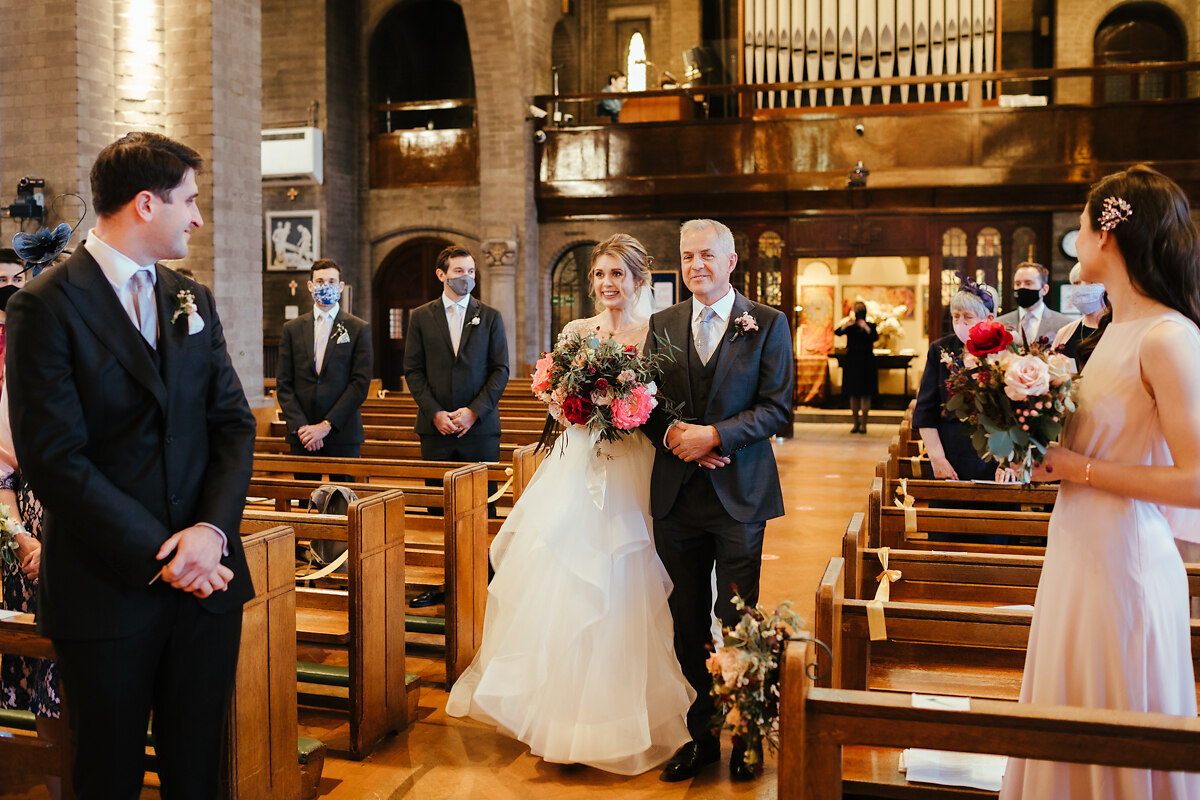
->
xmin=707 ymin=595 xmax=806 ymax=775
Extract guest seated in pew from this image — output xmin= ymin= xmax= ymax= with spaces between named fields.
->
xmin=404 ymin=245 xmax=509 ymax=607
xmin=1004 ymin=165 xmax=1200 ymax=798
xmin=1050 ymin=262 xmax=1109 ymax=373
xmin=914 ymin=276 xmax=1001 ymax=482
xmin=276 ymin=257 xmax=372 ymax=483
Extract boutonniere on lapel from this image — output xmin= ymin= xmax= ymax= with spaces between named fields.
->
xmin=468 ymin=314 xmax=481 ymax=327
xmin=728 ymin=311 xmax=759 ymax=343
xmin=170 ymin=289 xmax=205 ymax=335
xmin=333 ymin=321 xmax=350 ymax=345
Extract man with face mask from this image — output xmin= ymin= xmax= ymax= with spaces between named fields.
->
xmin=276 ymin=258 xmax=373 ymax=472
xmin=404 ymin=246 xmax=510 ymax=607
xmin=995 ymin=262 xmax=1072 ymax=346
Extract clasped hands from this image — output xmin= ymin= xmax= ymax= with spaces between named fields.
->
xmin=433 ymin=408 xmax=478 ymax=438
xmin=666 ymin=421 xmax=730 ymax=470
xmin=297 ymin=420 xmax=333 ymax=451
xmin=153 ymin=525 xmax=231 ymax=599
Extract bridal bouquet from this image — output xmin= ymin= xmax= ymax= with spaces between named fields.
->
xmin=530 ymin=329 xmax=668 ymax=443
xmin=942 ymin=320 xmax=1077 ymax=482
xmin=707 ymin=595 xmax=805 ymax=775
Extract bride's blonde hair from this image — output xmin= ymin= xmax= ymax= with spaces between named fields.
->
xmin=587 ymin=234 xmax=651 ymax=301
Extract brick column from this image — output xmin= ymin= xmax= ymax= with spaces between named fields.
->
xmin=164 ymin=0 xmax=264 ymax=404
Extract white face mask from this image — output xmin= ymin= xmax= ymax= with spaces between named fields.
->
xmin=1070 ymin=283 xmax=1106 ymax=315
xmin=953 ymin=322 xmax=974 ymax=344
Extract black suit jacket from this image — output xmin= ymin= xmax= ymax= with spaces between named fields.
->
xmin=643 ymin=291 xmax=793 ymax=523
xmin=403 ymin=297 xmax=509 ymax=437
xmin=6 ymin=249 xmax=257 ymax=640
xmin=276 ymin=310 xmax=372 ymax=447
xmin=912 ymin=334 xmax=993 ymax=481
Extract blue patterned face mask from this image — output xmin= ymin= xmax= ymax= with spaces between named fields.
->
xmin=1069 ymin=283 xmax=1106 ymax=315
xmin=312 ymin=283 xmax=341 ymax=306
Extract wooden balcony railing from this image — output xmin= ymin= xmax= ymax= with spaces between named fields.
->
xmin=369 ymin=98 xmax=478 ymax=188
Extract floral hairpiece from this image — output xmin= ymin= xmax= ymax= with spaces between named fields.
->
xmin=1099 ymin=196 xmax=1133 ymax=232
xmin=955 ymin=271 xmax=995 ymax=313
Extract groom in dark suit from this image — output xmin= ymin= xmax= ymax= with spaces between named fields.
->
xmin=276 ymin=257 xmax=372 ymax=480
xmin=643 ymin=218 xmax=793 ymax=783
xmin=6 ymin=132 xmax=256 ymax=800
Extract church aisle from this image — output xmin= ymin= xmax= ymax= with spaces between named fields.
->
xmin=306 ymin=423 xmax=889 ymax=800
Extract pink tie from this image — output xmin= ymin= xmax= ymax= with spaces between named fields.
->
xmin=131 ymin=270 xmax=156 ymax=349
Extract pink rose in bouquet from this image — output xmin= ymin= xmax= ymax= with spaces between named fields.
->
xmin=611 ymin=382 xmax=658 ymax=430
xmin=531 ymin=353 xmax=554 ymax=393
xmin=1003 ymin=354 xmax=1051 ymax=401
xmin=1046 ymin=352 xmax=1074 ymax=386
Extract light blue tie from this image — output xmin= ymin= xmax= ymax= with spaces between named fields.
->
xmin=131 ymin=269 xmax=156 ymax=349
xmin=696 ymin=306 xmax=717 ymax=365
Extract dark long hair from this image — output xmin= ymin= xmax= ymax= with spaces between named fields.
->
xmin=1086 ymin=164 xmax=1200 ymax=327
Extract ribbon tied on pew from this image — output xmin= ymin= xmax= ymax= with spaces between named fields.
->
xmin=894 ymin=478 xmax=917 ymax=533
xmin=866 ymin=546 xmax=903 ymax=641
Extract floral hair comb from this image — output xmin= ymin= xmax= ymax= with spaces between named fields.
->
xmin=1099 ymin=196 xmax=1133 ymax=232
xmin=955 ymin=270 xmax=995 ymax=313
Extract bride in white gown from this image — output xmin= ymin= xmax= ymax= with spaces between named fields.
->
xmin=445 ymin=234 xmax=694 ymax=775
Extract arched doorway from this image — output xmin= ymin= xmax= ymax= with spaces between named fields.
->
xmin=374 ymin=236 xmax=455 ymax=390
xmin=1094 ymin=2 xmax=1186 ymax=102
xmin=550 ymin=242 xmax=597 ymax=347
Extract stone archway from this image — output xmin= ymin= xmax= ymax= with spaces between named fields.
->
xmin=373 ymin=235 xmax=455 ymax=390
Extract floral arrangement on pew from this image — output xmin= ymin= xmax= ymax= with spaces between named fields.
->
xmin=0 ymin=503 xmax=28 ymax=566
xmin=530 ymin=328 xmax=671 ymax=446
xmin=707 ymin=595 xmax=806 ymax=775
xmin=942 ymin=320 xmax=1077 ymax=483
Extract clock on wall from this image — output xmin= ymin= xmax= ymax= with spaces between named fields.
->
xmin=1060 ymin=229 xmax=1079 ymax=259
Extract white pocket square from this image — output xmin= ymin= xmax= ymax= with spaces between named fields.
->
xmin=336 ymin=333 xmax=350 ymax=344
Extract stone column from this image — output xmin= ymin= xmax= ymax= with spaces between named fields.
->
xmin=481 ymin=237 xmax=518 ymax=368
xmin=164 ymin=0 xmax=264 ymax=404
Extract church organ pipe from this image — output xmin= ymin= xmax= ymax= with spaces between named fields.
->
xmin=737 ymin=0 xmax=1000 ymax=108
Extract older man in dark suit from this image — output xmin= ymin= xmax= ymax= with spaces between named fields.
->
xmin=276 ymin=257 xmax=372 ymax=481
xmin=6 ymin=132 xmax=256 ymax=800
xmin=643 ymin=218 xmax=793 ymax=784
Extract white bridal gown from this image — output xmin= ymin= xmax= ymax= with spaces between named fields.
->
xmin=446 ymin=338 xmax=693 ymax=774
xmin=1001 ymin=310 xmax=1200 ymax=800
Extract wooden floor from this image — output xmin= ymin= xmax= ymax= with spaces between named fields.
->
xmin=1 ymin=422 xmax=891 ymax=800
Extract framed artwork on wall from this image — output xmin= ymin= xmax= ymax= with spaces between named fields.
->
xmin=840 ymin=285 xmax=916 ymax=318
xmin=649 ymin=271 xmax=679 ymax=311
xmin=265 ymin=210 xmax=320 ymax=271
xmin=799 ymin=286 xmax=835 ymax=355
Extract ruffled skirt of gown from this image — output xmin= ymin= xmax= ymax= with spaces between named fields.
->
xmin=445 ymin=426 xmax=694 ymax=775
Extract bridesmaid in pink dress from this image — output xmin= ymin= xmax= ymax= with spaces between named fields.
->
xmin=1002 ymin=166 xmax=1200 ymax=799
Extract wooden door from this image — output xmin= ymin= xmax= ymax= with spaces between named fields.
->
xmin=373 ymin=237 xmax=454 ymax=390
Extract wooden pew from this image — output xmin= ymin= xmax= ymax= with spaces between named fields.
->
xmin=875 ymin=458 xmax=1058 ymax=510
xmin=255 ymin=434 xmax=523 ymax=463
xmin=815 ymin=556 xmax=1200 ymax=699
xmin=778 ymin=636 xmax=1200 ymax=800
xmin=246 ymin=466 xmax=489 ymax=687
xmin=0 ymin=525 xmax=313 ymax=800
xmin=266 ymin=420 xmax=542 ymax=446
xmin=242 ymin=492 xmax=418 ymax=760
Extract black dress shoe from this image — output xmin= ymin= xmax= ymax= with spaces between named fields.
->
xmin=660 ymin=740 xmax=720 ymax=782
xmin=730 ymin=746 xmax=756 ymax=782
xmin=409 ymin=590 xmax=445 ymax=608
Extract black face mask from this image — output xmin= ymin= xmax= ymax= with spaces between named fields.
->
xmin=0 ymin=284 xmax=19 ymax=312
xmin=1015 ymin=287 xmax=1042 ymax=309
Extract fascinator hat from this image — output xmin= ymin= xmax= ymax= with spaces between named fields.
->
xmin=955 ymin=270 xmax=996 ymax=313
xmin=10 ymin=193 xmax=86 ymax=277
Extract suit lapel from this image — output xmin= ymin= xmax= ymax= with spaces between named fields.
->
xmin=432 ymin=298 xmax=455 ymax=359
xmin=665 ymin=302 xmax=695 ymax=412
xmin=59 ymin=251 xmax=167 ymax=412
xmin=155 ymin=267 xmax=188 ymax=395
xmin=706 ymin=291 xmax=753 ymax=416
xmin=301 ymin=310 xmax=316 ymax=376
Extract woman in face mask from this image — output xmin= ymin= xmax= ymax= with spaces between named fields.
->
xmin=1050 ymin=262 xmax=1108 ymax=372
xmin=913 ymin=276 xmax=1001 ymax=481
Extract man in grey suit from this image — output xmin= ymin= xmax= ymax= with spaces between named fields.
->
xmin=996 ymin=262 xmax=1073 ymax=346
xmin=642 ymin=219 xmax=793 ymax=783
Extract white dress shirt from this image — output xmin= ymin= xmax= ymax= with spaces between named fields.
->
xmin=1019 ymin=303 xmax=1045 ymax=342
xmin=313 ymin=303 xmax=340 ymax=373
xmin=690 ymin=287 xmax=736 ymax=349
xmin=84 ymin=229 xmax=228 ymax=553
xmin=85 ymin=229 xmax=157 ymax=340
xmin=443 ymin=293 xmax=469 ymax=354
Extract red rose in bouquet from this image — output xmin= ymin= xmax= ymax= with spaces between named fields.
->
xmin=965 ymin=320 xmax=1013 ymax=357
xmin=561 ymin=395 xmax=594 ymax=426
